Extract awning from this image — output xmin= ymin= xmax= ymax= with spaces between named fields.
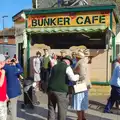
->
xmin=26 ymin=25 xmax=107 ymax=34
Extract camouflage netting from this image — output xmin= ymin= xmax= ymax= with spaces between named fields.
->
xmin=32 ymin=44 xmax=51 ymax=49
xmin=69 ymin=45 xmax=87 ymax=51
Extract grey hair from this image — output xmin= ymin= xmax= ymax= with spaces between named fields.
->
xmin=116 ymin=54 xmax=120 ymax=60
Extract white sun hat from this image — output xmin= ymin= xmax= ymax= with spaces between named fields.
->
xmin=0 ymin=54 xmax=5 ymax=62
xmin=78 ymin=51 xmax=85 ymax=58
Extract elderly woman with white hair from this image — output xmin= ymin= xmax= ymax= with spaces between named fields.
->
xmin=71 ymin=49 xmax=91 ymax=120
xmin=104 ymin=54 xmax=120 ymax=113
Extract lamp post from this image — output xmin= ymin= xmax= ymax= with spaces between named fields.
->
xmin=2 ymin=15 xmax=8 ymax=54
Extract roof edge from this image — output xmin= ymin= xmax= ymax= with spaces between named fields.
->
xmin=12 ymin=10 xmax=24 ymax=21
xmin=25 ymin=4 xmax=116 ymax=15
xmin=13 ymin=4 xmax=116 ymax=20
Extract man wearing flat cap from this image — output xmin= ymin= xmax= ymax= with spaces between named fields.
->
xmin=47 ymin=55 xmax=80 ymax=120
xmin=57 ymin=50 xmax=66 ymax=60
xmin=60 ymin=50 xmax=66 ymax=57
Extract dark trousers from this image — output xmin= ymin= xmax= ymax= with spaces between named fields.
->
xmin=42 ymin=68 xmax=50 ymax=82
xmin=104 ymin=85 xmax=120 ymax=112
xmin=48 ymin=91 xmax=69 ymax=120
xmin=41 ymin=68 xmax=50 ymax=92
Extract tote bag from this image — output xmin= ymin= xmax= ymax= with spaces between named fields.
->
xmin=73 ymin=82 xmax=87 ymax=93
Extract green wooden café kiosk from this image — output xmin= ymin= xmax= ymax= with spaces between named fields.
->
xmin=13 ymin=4 xmax=119 ymax=86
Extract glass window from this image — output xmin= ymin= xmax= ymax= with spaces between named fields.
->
xmin=4 ymin=37 xmax=8 ymax=43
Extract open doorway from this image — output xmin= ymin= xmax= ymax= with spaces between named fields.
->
xmin=30 ymin=31 xmax=108 ymax=82
xmin=18 ymin=43 xmax=24 ymax=68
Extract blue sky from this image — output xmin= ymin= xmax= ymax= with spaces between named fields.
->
xmin=0 ymin=0 xmax=32 ymax=30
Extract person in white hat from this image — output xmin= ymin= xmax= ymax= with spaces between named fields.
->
xmin=0 ymin=54 xmax=8 ymax=120
xmin=72 ymin=49 xmax=90 ymax=120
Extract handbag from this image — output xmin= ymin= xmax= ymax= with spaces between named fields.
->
xmin=73 ymin=81 xmax=87 ymax=93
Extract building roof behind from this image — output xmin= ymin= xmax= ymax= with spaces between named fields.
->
xmin=13 ymin=3 xmax=116 ymax=20
xmin=25 ymin=3 xmax=116 ymax=12
xmin=32 ymin=0 xmax=57 ymax=8
xmin=0 ymin=28 xmax=15 ymax=37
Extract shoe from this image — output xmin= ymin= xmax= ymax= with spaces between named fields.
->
xmin=35 ymin=88 xmax=39 ymax=91
xmin=104 ymin=110 xmax=113 ymax=114
xmin=115 ymin=103 xmax=120 ymax=109
xmin=34 ymin=101 xmax=40 ymax=105
xmin=39 ymin=88 xmax=42 ymax=91
xmin=7 ymin=109 xmax=11 ymax=115
xmin=82 ymin=118 xmax=87 ymax=120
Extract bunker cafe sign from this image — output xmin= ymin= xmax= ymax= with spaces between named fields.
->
xmin=27 ymin=12 xmax=110 ymax=28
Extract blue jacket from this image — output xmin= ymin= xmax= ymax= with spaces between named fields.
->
xmin=110 ymin=62 xmax=120 ymax=87
xmin=71 ymin=58 xmax=77 ymax=69
xmin=4 ymin=63 xmax=23 ymax=99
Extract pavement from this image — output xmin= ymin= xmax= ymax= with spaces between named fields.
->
xmin=7 ymin=91 xmax=120 ymax=120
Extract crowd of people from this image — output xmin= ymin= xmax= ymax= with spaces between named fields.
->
xmin=2 ymin=47 xmax=120 ymax=120
xmin=33 ymin=48 xmax=92 ymax=120
xmin=0 ymin=54 xmax=23 ymax=120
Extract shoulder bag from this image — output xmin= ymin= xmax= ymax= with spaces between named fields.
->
xmin=73 ymin=81 xmax=87 ymax=93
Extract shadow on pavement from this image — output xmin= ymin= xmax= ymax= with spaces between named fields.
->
xmin=17 ymin=101 xmax=75 ymax=120
xmin=17 ymin=101 xmax=47 ymax=120
xmin=89 ymin=100 xmax=105 ymax=112
xmin=17 ymin=100 xmax=120 ymax=120
xmin=89 ymin=100 xmax=120 ymax=115
xmin=85 ymin=113 xmax=111 ymax=120
xmin=68 ymin=109 xmax=112 ymax=120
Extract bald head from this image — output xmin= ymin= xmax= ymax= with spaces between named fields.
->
xmin=117 ymin=54 xmax=120 ymax=63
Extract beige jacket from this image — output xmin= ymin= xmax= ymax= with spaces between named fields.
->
xmin=74 ymin=57 xmax=91 ymax=89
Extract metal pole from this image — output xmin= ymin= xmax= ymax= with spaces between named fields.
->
xmin=2 ymin=16 xmax=8 ymax=54
xmin=36 ymin=0 xmax=37 ymax=8
xmin=2 ymin=17 xmax=4 ymax=54
xmin=58 ymin=0 xmax=61 ymax=7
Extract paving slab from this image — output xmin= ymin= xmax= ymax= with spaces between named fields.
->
xmin=7 ymin=91 xmax=120 ymax=120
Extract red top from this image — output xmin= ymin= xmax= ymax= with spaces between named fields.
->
xmin=0 ymin=71 xmax=7 ymax=102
